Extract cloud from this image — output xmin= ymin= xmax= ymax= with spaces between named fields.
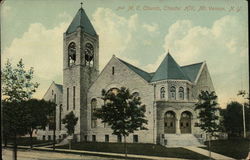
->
xmin=163 ymin=16 xmax=247 ymax=69
xmin=2 ymin=22 xmax=68 ymax=80
xmin=58 ymin=12 xmax=72 ymax=22
xmin=142 ymin=23 xmax=159 ymax=32
xmin=142 ymin=53 xmax=166 ymax=72
xmin=1 ymin=4 xmax=11 ymax=17
xmin=2 ymin=21 xmax=69 ymax=98
xmin=92 ymin=8 xmax=138 ymax=69
xmin=162 ymin=15 xmax=248 ymax=108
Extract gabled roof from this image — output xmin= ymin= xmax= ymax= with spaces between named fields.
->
xmin=66 ymin=8 xmax=97 ymax=36
xmin=151 ymin=53 xmax=190 ymax=82
xmin=117 ymin=58 xmax=153 ymax=82
xmin=181 ymin=62 xmax=203 ymax=82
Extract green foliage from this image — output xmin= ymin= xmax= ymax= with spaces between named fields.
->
xmin=95 ymin=87 xmax=148 ymax=137
xmin=2 ymin=101 xmax=30 ymax=137
xmin=1 ymin=59 xmax=40 ymax=159
xmin=62 ymin=111 xmax=78 ymax=135
xmin=1 ymin=59 xmax=39 ymax=102
xmin=195 ymin=91 xmax=221 ymax=135
xmin=222 ymin=101 xmax=250 ymax=137
xmin=25 ymin=99 xmax=56 ymax=133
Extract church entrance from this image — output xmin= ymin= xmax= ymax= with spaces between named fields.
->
xmin=180 ymin=111 xmax=192 ymax=134
xmin=164 ymin=111 xmax=176 ymax=134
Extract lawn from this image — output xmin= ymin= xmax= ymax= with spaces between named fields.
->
xmin=57 ymin=142 xmax=211 ymax=159
xmin=202 ymin=139 xmax=250 ymax=159
xmin=4 ymin=137 xmax=53 ymax=147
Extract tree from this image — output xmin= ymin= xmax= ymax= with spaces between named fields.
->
xmin=95 ymin=87 xmax=148 ymax=159
xmin=1 ymin=59 xmax=39 ymax=160
xmin=222 ymin=101 xmax=244 ymax=137
xmin=2 ymin=101 xmax=30 ymax=160
xmin=24 ymin=99 xmax=56 ymax=148
xmin=195 ymin=90 xmax=220 ymax=159
xmin=2 ymin=59 xmax=39 ymax=102
xmin=62 ymin=111 xmax=78 ymax=149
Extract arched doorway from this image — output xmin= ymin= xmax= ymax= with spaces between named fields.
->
xmin=164 ymin=111 xmax=176 ymax=133
xmin=180 ymin=111 xmax=192 ymax=133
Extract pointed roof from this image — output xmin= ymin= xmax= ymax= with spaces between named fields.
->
xmin=181 ymin=62 xmax=203 ymax=82
xmin=151 ymin=53 xmax=190 ymax=82
xmin=117 ymin=58 xmax=153 ymax=82
xmin=66 ymin=7 xmax=97 ymax=36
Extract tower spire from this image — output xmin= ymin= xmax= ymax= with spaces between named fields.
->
xmin=80 ymin=2 xmax=83 ymax=8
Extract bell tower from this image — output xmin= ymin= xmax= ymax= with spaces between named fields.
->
xmin=62 ymin=6 xmax=99 ymax=141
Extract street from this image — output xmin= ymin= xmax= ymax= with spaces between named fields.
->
xmin=2 ymin=148 xmax=120 ymax=160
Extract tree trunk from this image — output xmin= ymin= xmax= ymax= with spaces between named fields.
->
xmin=4 ymin=134 xmax=8 ymax=147
xmin=124 ymin=135 xmax=127 ymax=159
xmin=13 ymin=132 xmax=17 ymax=160
xmin=69 ymin=139 xmax=71 ymax=150
xmin=29 ymin=130 xmax=33 ymax=149
xmin=208 ymin=134 xmax=211 ymax=160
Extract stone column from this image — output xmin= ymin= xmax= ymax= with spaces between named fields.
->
xmin=176 ymin=117 xmax=181 ymax=134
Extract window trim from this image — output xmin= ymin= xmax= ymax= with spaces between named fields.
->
xmin=179 ymin=87 xmax=184 ymax=100
xmin=112 ymin=66 xmax=115 ymax=75
xmin=160 ymin=87 xmax=165 ymax=99
xmin=133 ymin=135 xmax=138 ymax=143
xmin=92 ymin=135 xmax=96 ymax=142
xmin=170 ymin=86 xmax=176 ymax=100
xmin=67 ymin=88 xmax=69 ymax=110
xmin=105 ymin=135 xmax=109 ymax=142
xmin=91 ymin=98 xmax=97 ymax=128
xmin=73 ymin=86 xmax=75 ymax=110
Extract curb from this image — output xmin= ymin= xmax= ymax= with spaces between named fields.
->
xmin=12 ymin=146 xmax=190 ymax=160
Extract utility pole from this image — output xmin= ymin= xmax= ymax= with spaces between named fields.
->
xmin=242 ymin=103 xmax=246 ymax=138
xmin=53 ymin=104 xmax=56 ymax=150
xmin=237 ymin=90 xmax=248 ymax=138
xmin=53 ymin=95 xmax=56 ymax=150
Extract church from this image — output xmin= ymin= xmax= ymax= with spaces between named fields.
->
xmin=37 ymin=6 xmax=215 ymax=147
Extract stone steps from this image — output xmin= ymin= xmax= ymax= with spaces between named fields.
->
xmin=164 ymin=134 xmax=204 ymax=147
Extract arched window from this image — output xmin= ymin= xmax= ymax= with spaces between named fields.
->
xmin=68 ymin=42 xmax=76 ymax=66
xmin=91 ymin=98 xmax=97 ymax=128
xmin=187 ymin=88 xmax=190 ymax=100
xmin=179 ymin=87 xmax=184 ymax=100
xmin=160 ymin=87 xmax=165 ymax=99
xmin=170 ymin=86 xmax=176 ymax=100
xmin=107 ymin=88 xmax=119 ymax=95
xmin=132 ymin=92 xmax=139 ymax=98
xmin=85 ymin=43 xmax=94 ymax=66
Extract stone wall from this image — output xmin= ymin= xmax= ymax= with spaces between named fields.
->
xmin=62 ymin=28 xmax=99 ymax=141
xmin=37 ymin=82 xmax=64 ymax=140
xmin=87 ymin=56 xmax=155 ymax=144
xmin=156 ymin=101 xmax=203 ymax=143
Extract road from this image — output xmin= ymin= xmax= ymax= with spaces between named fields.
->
xmin=2 ymin=148 xmax=120 ymax=160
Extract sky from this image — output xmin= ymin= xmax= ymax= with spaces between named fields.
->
xmin=1 ymin=0 xmax=248 ymax=108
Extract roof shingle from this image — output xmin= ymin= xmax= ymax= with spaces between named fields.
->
xmin=66 ymin=8 xmax=96 ymax=36
xmin=118 ymin=58 xmax=153 ymax=82
xmin=151 ymin=53 xmax=190 ymax=82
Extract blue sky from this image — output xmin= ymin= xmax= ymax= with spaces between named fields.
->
xmin=1 ymin=0 xmax=248 ymax=108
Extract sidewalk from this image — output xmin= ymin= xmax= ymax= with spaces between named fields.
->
xmin=17 ymin=145 xmax=190 ymax=160
xmin=184 ymin=146 xmax=235 ymax=160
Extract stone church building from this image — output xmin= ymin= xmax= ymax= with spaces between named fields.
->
xmin=37 ymin=7 xmax=215 ymax=146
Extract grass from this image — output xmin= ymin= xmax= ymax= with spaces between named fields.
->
xmin=5 ymin=137 xmax=53 ymax=147
xmin=57 ymin=141 xmax=211 ymax=159
xmin=202 ymin=139 xmax=250 ymax=159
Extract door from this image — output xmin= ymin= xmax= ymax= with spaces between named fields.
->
xmin=164 ymin=111 xmax=176 ymax=133
xmin=180 ymin=111 xmax=192 ymax=134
